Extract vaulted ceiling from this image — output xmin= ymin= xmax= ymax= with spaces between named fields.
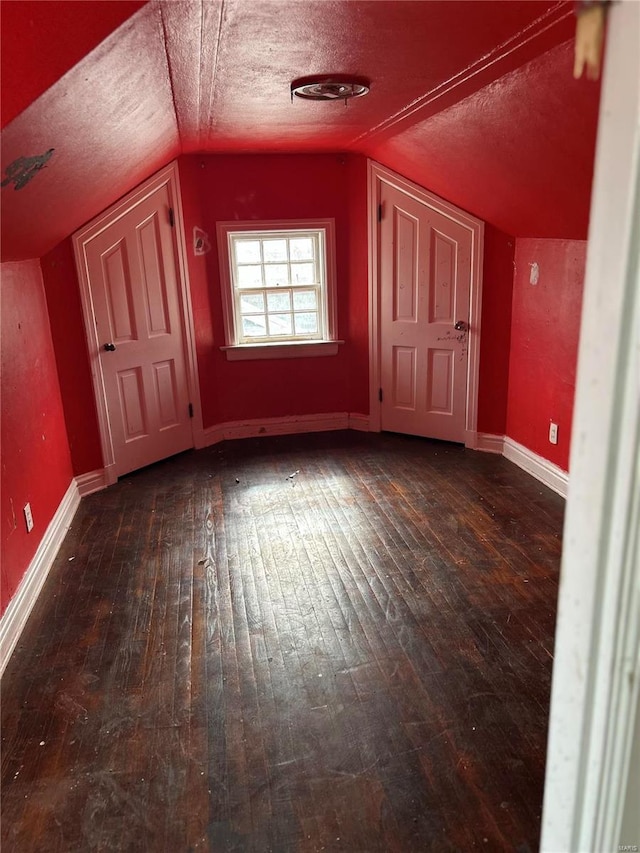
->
xmin=0 ymin=0 xmax=600 ymax=261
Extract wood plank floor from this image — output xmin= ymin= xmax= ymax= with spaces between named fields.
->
xmin=1 ymin=431 xmax=564 ymax=852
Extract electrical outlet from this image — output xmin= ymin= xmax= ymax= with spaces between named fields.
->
xmin=549 ymin=422 xmax=559 ymax=445
xmin=24 ymin=502 xmax=34 ymax=532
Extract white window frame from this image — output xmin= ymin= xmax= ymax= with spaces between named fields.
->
xmin=216 ymin=219 xmax=341 ymax=360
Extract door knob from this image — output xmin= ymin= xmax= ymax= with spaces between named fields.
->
xmin=103 ymin=343 xmax=116 ymax=351
xmin=454 ymin=320 xmax=467 ymax=331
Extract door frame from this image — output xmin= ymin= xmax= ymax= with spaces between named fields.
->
xmin=367 ymin=160 xmax=484 ymax=446
xmin=540 ymin=1 xmax=640 ymax=848
xmin=73 ymin=161 xmax=203 ymax=486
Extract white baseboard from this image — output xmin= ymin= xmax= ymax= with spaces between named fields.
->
xmin=75 ymin=468 xmax=108 ymax=496
xmin=0 ymin=479 xmax=80 ymax=676
xmin=475 ymin=433 xmax=505 ymax=454
xmin=193 ymin=425 xmax=208 ymax=450
xmin=201 ymin=412 xmax=354 ymax=447
xmin=348 ymin=413 xmax=370 ymax=432
xmin=503 ymin=437 xmax=569 ymax=498
xmin=201 ymin=423 xmax=226 ymax=446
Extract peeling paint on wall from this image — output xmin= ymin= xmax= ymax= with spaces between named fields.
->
xmin=1 ymin=149 xmax=54 ymax=190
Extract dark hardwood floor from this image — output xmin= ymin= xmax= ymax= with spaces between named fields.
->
xmin=1 ymin=431 xmax=564 ymax=852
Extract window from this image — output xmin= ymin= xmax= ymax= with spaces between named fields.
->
xmin=217 ymin=219 xmax=340 ymax=360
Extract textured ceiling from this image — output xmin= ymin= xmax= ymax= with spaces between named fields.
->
xmin=0 ymin=0 xmax=600 ymax=260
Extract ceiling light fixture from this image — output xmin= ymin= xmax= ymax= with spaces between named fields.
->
xmin=290 ymin=75 xmax=370 ymax=105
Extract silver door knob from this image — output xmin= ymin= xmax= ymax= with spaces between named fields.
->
xmin=454 ymin=320 xmax=467 ymax=331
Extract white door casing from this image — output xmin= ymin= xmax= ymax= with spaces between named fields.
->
xmin=368 ymin=161 xmax=484 ymax=446
xmin=74 ymin=162 xmax=203 ymax=484
xmin=540 ymin=1 xmax=640 ymax=850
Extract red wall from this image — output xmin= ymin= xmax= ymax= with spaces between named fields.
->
xmin=506 ymin=239 xmax=587 ymax=471
xmin=1 ymin=260 xmax=74 ymax=614
xmin=178 ymin=153 xmax=370 ymax=427
xmin=41 ymin=241 xmax=103 ymax=474
xmin=477 ymin=226 xmax=515 ymax=436
xmin=345 ymin=154 xmax=371 ymax=416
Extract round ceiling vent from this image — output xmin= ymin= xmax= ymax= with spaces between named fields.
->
xmin=290 ymin=76 xmax=370 ymax=103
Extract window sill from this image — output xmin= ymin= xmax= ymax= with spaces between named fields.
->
xmin=221 ymin=340 xmax=344 ymax=361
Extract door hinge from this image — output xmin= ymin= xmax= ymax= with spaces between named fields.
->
xmin=188 ymin=402 xmax=194 ymax=418
xmin=169 ymin=207 xmax=175 ymax=227
xmin=378 ymin=388 xmax=383 ymax=402
xmin=377 ymin=203 xmax=382 ymax=223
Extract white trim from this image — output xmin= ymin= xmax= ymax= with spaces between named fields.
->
xmin=72 ymin=161 xmax=203 ymax=481
xmin=75 ymin=469 xmax=108 ymax=497
xmin=172 ymin=161 xmax=205 ymax=448
xmin=216 ymin=219 xmax=339 ymax=350
xmin=221 ymin=340 xmax=343 ymax=361
xmin=201 ymin=424 xmax=226 ymax=447
xmin=502 ymin=437 xmax=568 ymax=498
xmin=200 ymin=412 xmax=352 ymax=446
xmin=541 ymin=2 xmax=640 ymax=849
xmin=348 ymin=413 xmax=370 ymax=432
xmin=367 ymin=160 xmax=484 ymax=447
xmin=367 ymin=163 xmax=382 ymax=432
xmin=474 ymin=433 xmax=504 ymax=454
xmin=0 ymin=481 xmax=80 ymax=676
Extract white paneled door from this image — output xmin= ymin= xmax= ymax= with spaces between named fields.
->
xmin=84 ymin=181 xmax=193 ymax=477
xmin=379 ymin=181 xmax=473 ymax=443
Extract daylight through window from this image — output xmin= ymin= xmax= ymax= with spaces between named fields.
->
xmin=218 ymin=221 xmax=337 ymax=352
xmin=231 ymin=229 xmax=324 ymax=342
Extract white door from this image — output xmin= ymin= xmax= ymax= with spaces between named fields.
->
xmin=85 ymin=183 xmax=193 ymax=477
xmin=379 ymin=181 xmax=472 ymax=443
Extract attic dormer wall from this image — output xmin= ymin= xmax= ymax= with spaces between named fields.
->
xmin=1 ymin=260 xmax=74 ymax=615
xmin=38 ymin=151 xmax=517 ymax=481
xmin=5 ymin=139 xmax=589 ymax=619
xmin=177 ymin=153 xmax=364 ymax=429
xmin=365 ymin=40 xmax=599 ymax=473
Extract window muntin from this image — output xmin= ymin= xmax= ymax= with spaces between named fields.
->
xmin=225 ymin=227 xmax=330 ymax=346
xmin=216 ymin=219 xmax=338 ymax=360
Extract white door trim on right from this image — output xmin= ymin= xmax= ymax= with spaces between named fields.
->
xmin=541 ymin=2 xmax=640 ymax=850
xmin=367 ymin=160 xmax=484 ymax=447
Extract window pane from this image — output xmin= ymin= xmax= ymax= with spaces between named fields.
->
xmin=262 ymin=239 xmax=287 ymax=262
xmin=264 ymin=264 xmax=289 ymax=287
xmin=289 ymin=237 xmax=314 ymax=261
xmin=268 ymin=314 xmax=293 ymax=336
xmin=226 ymin=224 xmax=331 ymax=345
xmin=237 ymin=265 xmax=263 ymax=288
xmin=242 ymin=315 xmax=267 ymax=337
xmin=240 ymin=293 xmax=265 ymax=313
xmin=294 ymin=312 xmax=318 ymax=334
xmin=234 ymin=240 xmax=261 ymax=264
xmin=293 ymin=291 xmax=317 ymax=311
xmin=267 ymin=291 xmax=291 ymax=312
xmin=290 ymin=263 xmax=315 ymax=285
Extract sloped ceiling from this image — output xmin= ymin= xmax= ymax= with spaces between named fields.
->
xmin=367 ymin=39 xmax=600 ymax=239
xmin=0 ymin=0 xmax=600 ymax=261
